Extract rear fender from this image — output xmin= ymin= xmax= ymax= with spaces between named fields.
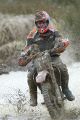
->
xmin=36 ymin=70 xmax=49 ymax=83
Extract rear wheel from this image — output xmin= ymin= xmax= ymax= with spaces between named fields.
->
xmin=41 ymin=81 xmax=64 ymax=119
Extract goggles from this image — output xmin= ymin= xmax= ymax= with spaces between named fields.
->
xmin=35 ymin=20 xmax=48 ymax=29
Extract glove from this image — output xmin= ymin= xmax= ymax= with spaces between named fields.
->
xmin=18 ymin=56 xmax=27 ymax=66
xmin=18 ymin=51 xmax=28 ymax=66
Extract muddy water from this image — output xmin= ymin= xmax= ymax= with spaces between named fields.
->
xmin=0 ymin=63 xmax=80 ymax=120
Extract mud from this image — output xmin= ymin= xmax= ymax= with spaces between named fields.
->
xmin=0 ymin=63 xmax=80 ymax=120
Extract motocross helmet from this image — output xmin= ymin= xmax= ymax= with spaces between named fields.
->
xmin=35 ymin=11 xmax=50 ymax=33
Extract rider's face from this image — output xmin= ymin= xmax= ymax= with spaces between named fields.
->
xmin=36 ymin=20 xmax=47 ymax=29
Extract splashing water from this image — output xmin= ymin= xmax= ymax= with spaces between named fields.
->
xmin=0 ymin=62 xmax=80 ymax=120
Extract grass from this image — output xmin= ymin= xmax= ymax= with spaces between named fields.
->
xmin=0 ymin=0 xmax=80 ymax=64
xmin=0 ymin=0 xmax=79 ymax=36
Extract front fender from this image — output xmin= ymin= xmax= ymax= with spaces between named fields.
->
xmin=36 ymin=70 xmax=49 ymax=83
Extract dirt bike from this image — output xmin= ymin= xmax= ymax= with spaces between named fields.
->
xmin=19 ymin=44 xmax=64 ymax=119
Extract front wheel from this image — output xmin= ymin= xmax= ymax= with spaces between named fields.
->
xmin=41 ymin=81 xmax=64 ymax=119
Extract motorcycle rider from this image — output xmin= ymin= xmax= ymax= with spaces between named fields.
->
xmin=20 ymin=11 xmax=75 ymax=106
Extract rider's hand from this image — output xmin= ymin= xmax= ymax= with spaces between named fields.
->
xmin=18 ymin=51 xmax=28 ymax=66
xmin=20 ymin=51 xmax=26 ymax=57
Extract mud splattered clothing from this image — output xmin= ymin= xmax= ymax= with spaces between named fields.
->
xmin=26 ymin=28 xmax=75 ymax=105
xmin=27 ymin=29 xmax=66 ymax=55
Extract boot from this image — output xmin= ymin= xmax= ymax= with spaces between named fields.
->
xmin=30 ymin=91 xmax=37 ymax=106
xmin=27 ymin=70 xmax=37 ymax=106
xmin=60 ymin=66 xmax=75 ymax=101
xmin=62 ymin=88 xmax=75 ymax=101
xmin=62 ymin=80 xmax=75 ymax=101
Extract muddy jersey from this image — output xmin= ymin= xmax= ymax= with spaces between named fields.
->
xmin=26 ymin=28 xmax=69 ymax=57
